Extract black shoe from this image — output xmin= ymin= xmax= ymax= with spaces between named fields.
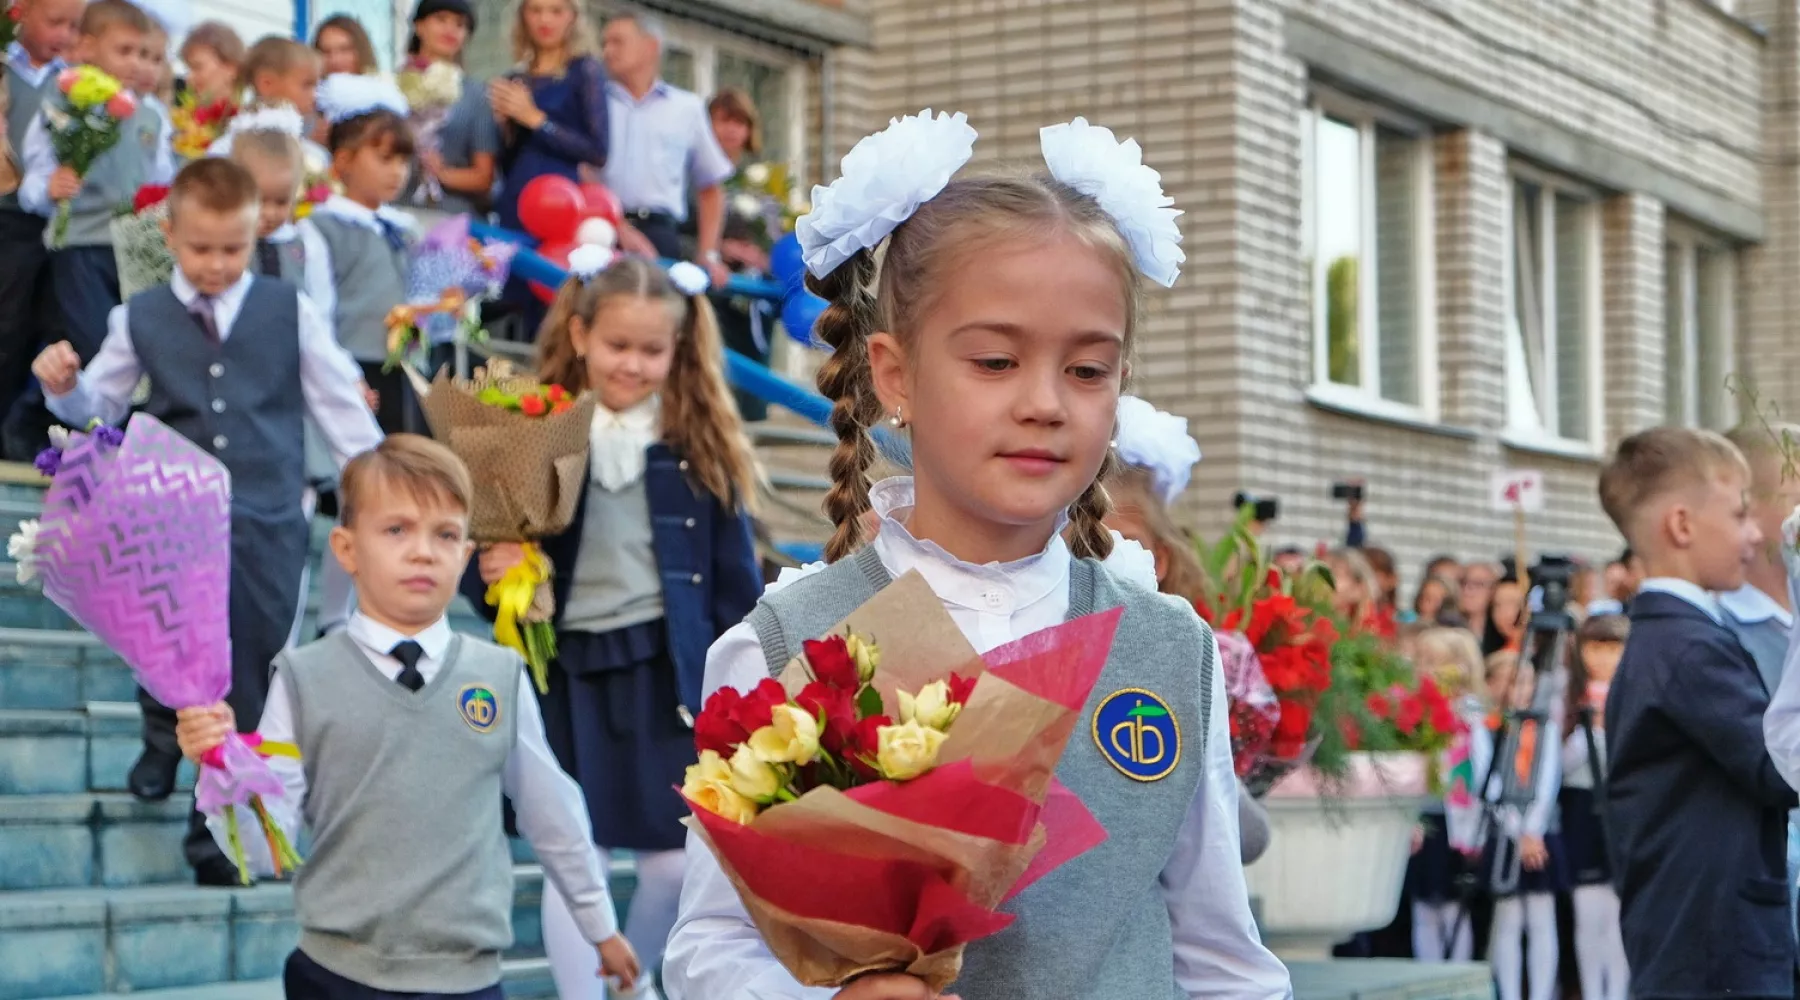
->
xmin=194 ymin=855 xmax=245 ymax=887
xmin=127 ymin=747 xmax=180 ymax=802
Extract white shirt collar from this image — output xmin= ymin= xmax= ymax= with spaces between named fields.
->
xmin=1638 ymin=577 xmax=1725 ymax=626
xmin=6 ymin=42 xmax=62 ymax=83
xmin=607 ymin=78 xmax=673 ymax=105
xmin=347 ymin=611 xmax=454 ymax=664
xmin=864 ymin=477 xmax=1078 ymax=616
xmin=1719 ymin=583 xmax=1795 ymax=629
xmin=319 ymin=194 xmax=416 ymax=236
xmin=171 ymin=268 xmax=253 ymax=310
xmin=264 ymin=222 xmax=298 ymax=244
xmin=594 ymin=394 xmax=660 ymax=432
xmin=589 ymin=395 xmax=660 ymax=492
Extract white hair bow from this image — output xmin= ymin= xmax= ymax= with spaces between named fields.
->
xmin=225 ymin=106 xmax=306 ymax=140
xmin=567 ymin=244 xmax=613 ymax=281
xmin=315 ymin=74 xmax=409 ymax=125
xmin=1114 ymin=395 xmax=1201 ymax=505
xmin=667 ymin=261 xmax=710 ymax=296
xmin=1040 ymin=118 xmax=1185 ymax=288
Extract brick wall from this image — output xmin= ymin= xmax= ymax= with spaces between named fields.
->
xmin=811 ymin=0 xmax=1778 ymax=593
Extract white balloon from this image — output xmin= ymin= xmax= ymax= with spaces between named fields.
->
xmin=575 ymin=217 xmax=617 ymax=250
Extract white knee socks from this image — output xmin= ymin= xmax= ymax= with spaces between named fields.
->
xmin=1490 ymin=892 xmax=1557 ymax=1000
xmin=1573 ymin=884 xmax=1629 ymax=1000
xmin=1411 ymin=899 xmax=1472 ymax=962
xmin=543 ymin=848 xmax=686 ymax=999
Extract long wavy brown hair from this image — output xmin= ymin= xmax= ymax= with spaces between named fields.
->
xmin=536 ymin=256 xmax=758 ymax=509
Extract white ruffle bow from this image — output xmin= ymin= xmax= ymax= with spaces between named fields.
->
xmin=316 ymin=74 xmax=409 ymax=125
xmin=590 ymin=396 xmax=660 ymax=492
xmin=1040 ymin=118 xmax=1185 ymax=288
xmin=797 ymin=109 xmax=977 ymax=278
xmin=1113 ymin=396 xmax=1202 ymax=505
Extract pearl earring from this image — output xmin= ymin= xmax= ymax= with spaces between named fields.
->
xmin=889 ymin=406 xmax=906 ymax=428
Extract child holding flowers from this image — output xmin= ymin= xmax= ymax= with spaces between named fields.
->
xmin=20 ymin=0 xmax=171 ymax=358
xmin=474 ymin=250 xmax=761 ymax=1000
xmin=662 ymin=112 xmax=1288 ymax=999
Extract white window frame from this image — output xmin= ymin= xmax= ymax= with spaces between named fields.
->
xmin=1665 ymin=224 xmax=1739 ymax=430
xmin=1502 ymin=164 xmax=1604 ymax=455
xmin=1301 ymin=92 xmax=1440 ymax=423
xmin=661 ymin=21 xmax=809 ymax=197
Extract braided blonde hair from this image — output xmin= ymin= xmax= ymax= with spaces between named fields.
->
xmin=807 ymin=169 xmax=1142 ymax=562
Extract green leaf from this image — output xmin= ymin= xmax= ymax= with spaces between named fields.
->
xmin=855 ymin=684 xmax=884 ymax=718
xmin=1126 ymin=703 xmax=1169 ymax=718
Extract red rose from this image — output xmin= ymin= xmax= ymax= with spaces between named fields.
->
xmin=133 ymin=184 xmax=170 ymax=212
xmin=693 ymin=686 xmax=749 ymax=756
xmin=550 ymin=399 xmax=572 ymax=415
xmin=518 ymin=393 xmax=547 ymax=416
xmin=546 ymin=384 xmax=568 ymax=402
xmin=947 ymin=671 xmax=977 ymax=706
xmin=1365 ymin=693 xmax=1391 ymax=718
xmin=796 ymin=680 xmax=856 ymax=753
xmin=730 ymin=678 xmax=788 ymax=734
xmin=801 ymin=636 xmax=858 ymax=690
xmin=842 ymin=714 xmax=889 ymax=778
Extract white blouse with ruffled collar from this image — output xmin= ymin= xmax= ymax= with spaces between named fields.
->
xmin=588 ymin=395 xmax=661 ymax=491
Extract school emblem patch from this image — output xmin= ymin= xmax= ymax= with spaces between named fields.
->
xmin=459 ymin=685 xmax=500 ymax=734
xmin=1092 ymin=688 xmax=1180 ymax=781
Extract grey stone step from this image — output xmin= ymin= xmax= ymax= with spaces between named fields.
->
xmin=35 ymin=958 xmax=557 ymax=1000
xmin=0 ymin=867 xmax=566 ymax=1000
xmin=0 ymin=792 xmax=191 ymax=890
xmin=0 ymin=704 xmax=198 ymax=796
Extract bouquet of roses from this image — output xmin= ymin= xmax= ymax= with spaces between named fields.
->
xmin=112 ymin=183 xmax=173 ymax=299
xmin=683 ymin=572 xmax=1115 ymax=989
xmin=44 ymin=66 xmax=138 ymax=247
xmin=408 ymin=361 xmax=592 ymax=692
xmin=397 ymin=59 xmax=462 ymax=207
xmin=8 ymin=415 xmax=302 ymax=882
xmin=170 ymin=92 xmax=237 ymax=160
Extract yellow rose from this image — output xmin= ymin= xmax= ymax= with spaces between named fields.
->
xmin=877 ymin=720 xmax=948 ymax=781
xmin=682 ymin=750 xmax=759 ymax=824
xmin=747 ymin=704 xmax=821 ymax=765
xmin=728 ymin=744 xmax=782 ymax=803
xmin=846 ymin=633 xmax=881 ymax=683
xmin=68 ymin=68 xmax=119 ymax=108
xmin=897 ymin=680 xmax=961 ymax=732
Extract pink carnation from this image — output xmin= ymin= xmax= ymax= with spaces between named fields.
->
xmin=55 ymin=68 xmax=79 ymax=94
xmin=104 ymin=92 xmax=137 ymax=120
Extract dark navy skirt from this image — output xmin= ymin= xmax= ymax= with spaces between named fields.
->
xmin=1482 ymin=827 xmax=1570 ymax=897
xmin=1405 ymin=812 xmax=1470 ymax=904
xmin=1557 ymin=787 xmax=1611 ymax=886
xmin=539 ymin=620 xmax=693 ymax=851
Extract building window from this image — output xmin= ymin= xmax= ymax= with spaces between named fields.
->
xmin=1302 ymin=99 xmax=1436 ymax=416
xmin=1664 ymin=228 xmax=1738 ymax=429
xmin=1504 ymin=171 xmax=1602 ymax=445
xmin=662 ymin=24 xmax=808 ymax=188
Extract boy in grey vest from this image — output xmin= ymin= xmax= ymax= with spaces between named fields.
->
xmin=0 ymin=0 xmax=78 ymax=442
xmin=174 ymin=435 xmax=642 ymax=1000
xmin=19 ymin=0 xmax=173 ymax=360
xmin=32 ymin=157 xmax=382 ymax=886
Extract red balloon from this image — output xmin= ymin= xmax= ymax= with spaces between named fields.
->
xmin=577 ymin=182 xmax=623 ymax=228
xmin=530 ymin=239 xmax=578 ymax=303
xmin=518 ymin=176 xmax=585 ymax=243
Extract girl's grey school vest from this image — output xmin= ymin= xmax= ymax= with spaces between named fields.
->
xmin=59 ymin=99 xmax=163 ymax=247
xmin=307 ymin=211 xmax=409 ymax=362
xmin=747 ymin=546 xmax=1214 ymax=999
xmin=280 ymin=632 xmax=521 ymax=993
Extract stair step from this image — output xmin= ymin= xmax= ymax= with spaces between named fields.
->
xmin=0 ymin=793 xmax=192 ymax=890
xmin=766 ymin=469 xmax=831 ymax=492
xmin=35 ymin=958 xmax=558 ymax=1000
xmin=0 ymin=866 xmax=571 ymax=1000
xmin=0 ymin=705 xmax=198 ymax=796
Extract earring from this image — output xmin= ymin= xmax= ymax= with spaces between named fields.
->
xmin=889 ymin=406 xmax=906 ymax=428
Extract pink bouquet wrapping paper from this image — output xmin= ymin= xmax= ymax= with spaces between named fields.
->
xmin=14 ymin=413 xmax=301 ymax=881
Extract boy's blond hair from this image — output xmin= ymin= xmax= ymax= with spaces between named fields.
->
xmin=79 ymin=0 xmax=150 ymax=40
xmin=340 ymin=435 xmax=473 ymax=529
xmin=1598 ymin=426 xmax=1750 ymax=544
xmin=239 ymin=35 xmax=315 ymax=90
xmin=229 ymin=128 xmax=303 ymax=179
xmin=166 ymin=157 xmax=257 ymax=219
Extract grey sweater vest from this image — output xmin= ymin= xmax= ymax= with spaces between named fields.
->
xmin=748 ymin=546 xmax=1212 ymax=999
xmin=128 ymin=280 xmax=306 ymax=516
xmin=281 ymin=632 xmax=522 ymax=993
xmin=3 ymin=61 xmax=51 ymax=213
xmin=57 ymin=98 xmax=162 ymax=246
xmin=308 ymin=212 xmax=409 ymax=361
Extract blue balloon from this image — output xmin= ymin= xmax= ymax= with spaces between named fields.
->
xmin=770 ymin=232 xmax=806 ymax=287
xmin=780 ymin=289 xmax=827 ymax=347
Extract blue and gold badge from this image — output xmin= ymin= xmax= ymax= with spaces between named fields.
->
xmin=459 ymin=685 xmax=501 ymax=734
xmin=1092 ymin=688 xmax=1180 ymax=781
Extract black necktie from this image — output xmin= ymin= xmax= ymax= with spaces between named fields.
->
xmin=256 ymin=239 xmax=282 ymax=278
xmin=390 ymin=640 xmax=426 ymax=692
xmin=378 ymin=217 xmax=408 ymax=252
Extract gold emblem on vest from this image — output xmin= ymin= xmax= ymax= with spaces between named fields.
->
xmin=1092 ymin=687 xmax=1181 ymax=782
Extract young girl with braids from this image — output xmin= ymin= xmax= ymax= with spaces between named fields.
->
xmin=472 ymin=251 xmax=761 ymax=1000
xmin=662 ymin=112 xmax=1289 ymax=1000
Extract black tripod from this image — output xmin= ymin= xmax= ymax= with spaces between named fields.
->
xmin=1436 ymin=556 xmax=1577 ymax=961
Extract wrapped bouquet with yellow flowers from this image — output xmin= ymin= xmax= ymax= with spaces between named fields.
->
xmin=681 ymin=572 xmax=1119 ymax=990
xmin=44 ymin=66 xmax=137 ymax=247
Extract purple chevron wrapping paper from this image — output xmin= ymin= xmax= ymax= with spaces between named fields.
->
xmin=32 ymin=414 xmax=295 ymax=871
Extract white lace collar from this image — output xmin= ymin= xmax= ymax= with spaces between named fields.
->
xmin=317 ymin=194 xmax=416 ymax=237
xmin=589 ymin=395 xmax=660 ymax=492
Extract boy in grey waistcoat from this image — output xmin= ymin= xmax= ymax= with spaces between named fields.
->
xmin=32 ymin=157 xmax=382 ymax=886
xmin=19 ymin=0 xmax=173 ymax=359
xmin=0 ymin=0 xmax=78 ymax=442
xmin=174 ymin=435 xmax=642 ymax=1000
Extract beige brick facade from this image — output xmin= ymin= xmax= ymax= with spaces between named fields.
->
xmin=805 ymin=0 xmax=1787 ymax=587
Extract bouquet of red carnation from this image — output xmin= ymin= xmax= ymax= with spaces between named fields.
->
xmin=683 ymin=572 xmax=1115 ymax=990
xmin=113 ymin=184 xmax=174 ymax=299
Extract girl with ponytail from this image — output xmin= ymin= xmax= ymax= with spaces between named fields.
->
xmin=663 ymin=113 xmax=1289 ymax=999
xmin=474 ymin=250 xmax=761 ymax=1000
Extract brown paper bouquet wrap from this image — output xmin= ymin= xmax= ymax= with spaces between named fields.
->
xmin=682 ymin=572 xmax=1119 ymax=990
xmin=408 ymin=363 xmax=594 ymax=692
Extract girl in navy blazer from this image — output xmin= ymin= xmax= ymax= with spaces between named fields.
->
xmin=474 ymin=250 xmax=761 ymax=1000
